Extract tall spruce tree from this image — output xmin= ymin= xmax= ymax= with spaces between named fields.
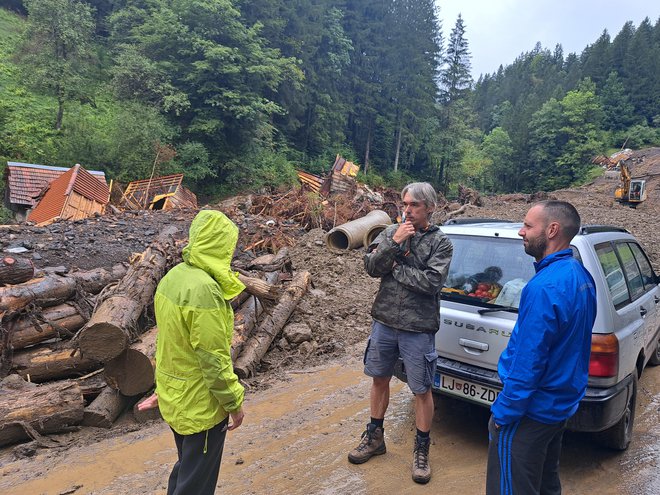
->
xmin=440 ymin=14 xmax=472 ymax=103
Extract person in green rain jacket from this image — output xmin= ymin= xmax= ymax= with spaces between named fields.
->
xmin=139 ymin=209 xmax=246 ymax=495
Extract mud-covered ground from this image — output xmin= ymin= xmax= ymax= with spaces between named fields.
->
xmin=0 ymin=148 xmax=659 ymax=493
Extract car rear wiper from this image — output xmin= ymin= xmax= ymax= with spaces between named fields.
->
xmin=478 ymin=306 xmax=518 ymax=315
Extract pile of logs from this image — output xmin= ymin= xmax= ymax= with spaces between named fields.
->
xmin=0 ymin=228 xmax=311 ymax=448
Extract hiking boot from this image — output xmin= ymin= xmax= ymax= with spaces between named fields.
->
xmin=348 ymin=423 xmax=386 ymax=464
xmin=412 ymin=436 xmax=431 ymax=484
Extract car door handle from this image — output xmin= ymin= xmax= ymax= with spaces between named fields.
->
xmin=639 ymin=306 xmax=647 ymax=317
xmin=459 ymin=338 xmax=489 ymax=351
xmin=655 ymin=296 xmax=660 ymax=304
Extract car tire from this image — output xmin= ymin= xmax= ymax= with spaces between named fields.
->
xmin=648 ymin=336 xmax=660 ymax=366
xmin=596 ymin=373 xmax=637 ymax=450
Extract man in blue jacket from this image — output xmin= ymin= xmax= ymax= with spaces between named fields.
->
xmin=486 ymin=200 xmax=597 ymax=495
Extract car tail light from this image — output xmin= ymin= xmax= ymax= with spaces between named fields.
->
xmin=589 ymin=334 xmax=619 ymax=377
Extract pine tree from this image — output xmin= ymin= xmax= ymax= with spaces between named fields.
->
xmin=440 ymin=14 xmax=472 ymax=103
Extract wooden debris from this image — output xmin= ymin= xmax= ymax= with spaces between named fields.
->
xmin=231 ymin=272 xmax=280 ymax=361
xmin=237 ymin=273 xmax=280 ymax=301
xmin=0 ymin=264 xmax=127 ymax=314
xmin=0 ymin=257 xmax=34 ymax=286
xmin=234 ymin=271 xmax=311 ymax=378
xmin=82 ymin=386 xmax=133 ymax=428
xmin=2 ymin=302 xmax=87 ymax=351
xmin=103 ymin=326 xmax=158 ymax=396
xmin=78 ymin=226 xmax=178 ymax=362
xmin=12 ymin=343 xmax=101 ymax=383
xmin=0 ymin=377 xmax=84 ymax=447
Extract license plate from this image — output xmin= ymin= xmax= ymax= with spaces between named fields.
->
xmin=434 ymin=373 xmax=500 ymax=406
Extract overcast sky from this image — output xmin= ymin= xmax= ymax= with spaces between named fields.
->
xmin=437 ymin=0 xmax=659 ymax=79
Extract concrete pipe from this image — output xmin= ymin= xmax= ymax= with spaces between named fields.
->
xmin=362 ymin=224 xmax=389 ymax=248
xmin=325 ymin=210 xmax=392 ymax=250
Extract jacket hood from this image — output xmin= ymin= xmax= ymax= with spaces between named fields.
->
xmin=182 ymin=210 xmax=245 ymax=300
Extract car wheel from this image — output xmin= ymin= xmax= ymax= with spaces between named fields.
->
xmin=596 ymin=373 xmax=637 ymax=450
xmin=649 ymin=336 xmax=660 ymax=366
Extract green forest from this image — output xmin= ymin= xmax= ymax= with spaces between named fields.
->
xmin=1 ymin=1 xmax=659 ymax=204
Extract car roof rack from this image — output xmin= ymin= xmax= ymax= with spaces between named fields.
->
xmin=579 ymin=225 xmax=630 ymax=235
xmin=443 ymin=218 xmax=513 ymax=225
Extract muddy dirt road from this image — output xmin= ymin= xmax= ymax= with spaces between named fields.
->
xmin=1 ymin=352 xmax=657 ymax=495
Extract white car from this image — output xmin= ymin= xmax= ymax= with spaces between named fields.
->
xmin=394 ymin=221 xmax=660 ymax=450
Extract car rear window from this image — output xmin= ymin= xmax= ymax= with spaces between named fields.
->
xmin=442 ymin=235 xmax=536 ymax=309
xmin=595 ymin=243 xmax=631 ymax=308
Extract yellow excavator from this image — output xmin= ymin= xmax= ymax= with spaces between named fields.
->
xmin=614 ymin=162 xmax=647 ymax=207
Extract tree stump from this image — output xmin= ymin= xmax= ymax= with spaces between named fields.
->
xmin=0 ymin=257 xmax=34 ymax=286
xmin=78 ymin=226 xmax=179 ymax=362
xmin=0 ymin=377 xmax=84 ymax=447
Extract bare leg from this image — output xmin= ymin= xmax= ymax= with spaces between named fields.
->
xmin=370 ymin=376 xmax=392 ymax=419
xmin=414 ymin=389 xmax=434 ymax=431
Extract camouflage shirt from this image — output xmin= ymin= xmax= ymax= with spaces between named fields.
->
xmin=364 ymin=223 xmax=453 ymax=333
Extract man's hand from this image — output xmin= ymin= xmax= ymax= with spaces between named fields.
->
xmin=392 ymin=221 xmax=415 ymax=245
xmin=228 ymin=407 xmax=245 ymax=431
xmin=137 ymin=393 xmax=158 ymax=411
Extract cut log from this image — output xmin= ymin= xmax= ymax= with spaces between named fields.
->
xmin=0 ymin=257 xmax=34 ymax=286
xmin=0 ymin=264 xmax=127 ymax=314
xmin=237 ymin=273 xmax=280 ymax=301
xmin=231 ymin=296 xmax=263 ymax=362
xmin=12 ymin=343 xmax=101 ymax=383
xmin=231 ymin=271 xmax=280 ymax=361
xmin=82 ymin=386 xmax=133 ymax=428
xmin=75 ymin=370 xmax=107 ymax=403
xmin=104 ymin=326 xmax=158 ymax=396
xmin=69 ymin=263 xmax=128 ymax=294
xmin=0 ymin=377 xmax=84 ymax=447
xmin=231 ymin=290 xmax=251 ymax=310
xmin=247 ymin=247 xmax=292 ymax=273
xmin=234 ymin=271 xmax=311 ymax=378
xmin=2 ymin=302 xmax=87 ymax=351
xmin=78 ymin=226 xmax=179 ymax=362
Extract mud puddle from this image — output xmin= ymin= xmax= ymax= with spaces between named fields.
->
xmin=1 ymin=358 xmax=658 ymax=494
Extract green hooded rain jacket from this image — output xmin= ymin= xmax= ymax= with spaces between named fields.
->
xmin=154 ymin=210 xmax=245 ymax=435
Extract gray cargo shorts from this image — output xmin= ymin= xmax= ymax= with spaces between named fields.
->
xmin=364 ymin=320 xmax=438 ymax=394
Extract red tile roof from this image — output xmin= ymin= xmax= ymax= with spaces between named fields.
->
xmin=27 ymin=165 xmax=109 ymax=224
xmin=5 ymin=162 xmax=107 ymax=207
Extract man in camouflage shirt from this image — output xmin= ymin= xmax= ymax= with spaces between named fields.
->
xmin=348 ymin=182 xmax=453 ymax=484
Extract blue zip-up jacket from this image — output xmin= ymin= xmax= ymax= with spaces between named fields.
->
xmin=491 ymin=249 xmax=597 ymax=425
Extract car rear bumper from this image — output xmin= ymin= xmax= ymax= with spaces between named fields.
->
xmin=567 ymin=373 xmax=634 ymax=433
xmin=393 ymin=357 xmax=634 ymax=433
